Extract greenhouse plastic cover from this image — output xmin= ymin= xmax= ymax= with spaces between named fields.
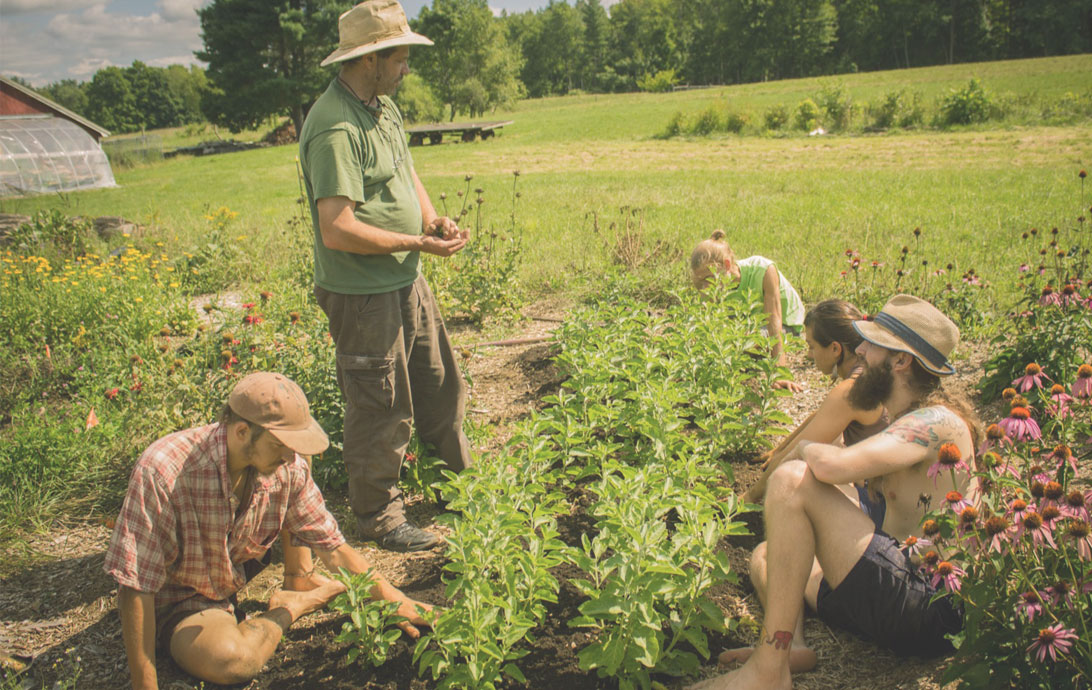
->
xmin=0 ymin=116 xmax=116 ymax=197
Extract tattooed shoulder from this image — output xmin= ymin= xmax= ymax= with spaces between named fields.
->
xmin=882 ymin=408 xmax=943 ymax=448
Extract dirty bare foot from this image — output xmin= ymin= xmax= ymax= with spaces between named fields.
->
xmin=283 ymin=569 xmax=335 ymax=592
xmin=686 ymin=657 xmax=792 ymax=690
xmin=268 ymin=579 xmax=346 ymax=623
xmin=718 ymin=644 xmax=816 ymax=672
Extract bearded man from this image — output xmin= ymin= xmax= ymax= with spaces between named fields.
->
xmin=694 ymin=295 xmax=980 ymax=690
xmin=299 ymin=0 xmax=472 ymax=553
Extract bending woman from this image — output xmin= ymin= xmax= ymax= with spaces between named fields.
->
xmin=742 ymin=299 xmax=887 ymax=504
xmin=690 ymin=229 xmax=805 ymax=392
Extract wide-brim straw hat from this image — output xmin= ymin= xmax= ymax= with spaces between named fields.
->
xmin=852 ymin=294 xmax=958 ymax=376
xmin=320 ymin=0 xmax=433 ymax=67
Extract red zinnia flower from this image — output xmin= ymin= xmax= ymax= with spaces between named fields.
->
xmin=242 ymin=302 xmax=256 ymax=310
xmin=105 ymin=387 xmax=119 ymax=400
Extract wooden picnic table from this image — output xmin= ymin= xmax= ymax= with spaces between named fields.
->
xmin=405 ymin=120 xmax=514 ymax=146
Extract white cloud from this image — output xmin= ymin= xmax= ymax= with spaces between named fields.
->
xmin=158 ymin=0 xmax=209 ymax=22
xmin=1 ymin=0 xmax=100 ymax=14
xmin=69 ymin=57 xmax=117 ymax=77
xmin=146 ymin=54 xmax=205 ymax=69
xmin=47 ymin=5 xmax=197 ymax=45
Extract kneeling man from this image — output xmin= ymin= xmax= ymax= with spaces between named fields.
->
xmin=104 ymin=372 xmax=431 ymax=689
xmin=695 ymin=295 xmax=979 ymax=689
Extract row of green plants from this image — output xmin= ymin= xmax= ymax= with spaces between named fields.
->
xmin=331 ymin=284 xmax=780 ymax=687
xmin=660 ymin=79 xmax=1092 ymax=138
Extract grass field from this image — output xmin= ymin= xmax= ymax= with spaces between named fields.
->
xmin=5 ymin=54 xmax=1092 ymax=310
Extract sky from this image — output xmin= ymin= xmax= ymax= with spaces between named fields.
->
xmin=0 ymin=0 xmax=619 ymax=87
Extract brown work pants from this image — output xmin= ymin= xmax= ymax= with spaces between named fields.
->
xmin=315 ymin=275 xmax=472 ymax=538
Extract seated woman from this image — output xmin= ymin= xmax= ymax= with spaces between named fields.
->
xmin=742 ymin=299 xmax=887 ymax=505
xmin=690 ymin=230 xmax=806 ymax=392
xmin=742 ymin=296 xmax=886 ymax=502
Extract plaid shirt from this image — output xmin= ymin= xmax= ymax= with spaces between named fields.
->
xmin=104 ymin=423 xmax=345 ymax=612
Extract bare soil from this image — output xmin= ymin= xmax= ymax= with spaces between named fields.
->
xmin=0 ymin=300 xmax=990 ymax=690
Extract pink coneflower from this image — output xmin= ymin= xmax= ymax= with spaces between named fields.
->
xmin=1012 ymin=363 xmax=1051 ymax=392
xmin=978 ymin=423 xmax=1014 ymax=455
xmin=259 ymin=291 xmax=273 ymax=302
xmin=1015 ymin=511 xmax=1056 ymax=548
xmin=1062 ymin=490 xmax=1091 ymax=521
xmin=1042 ymin=479 xmax=1066 ymax=505
xmin=1046 ymin=444 xmax=1077 ymax=474
xmin=1009 ymin=498 xmax=1032 ymax=522
xmin=919 ymin=549 xmax=941 ymax=575
xmin=1066 ymin=520 xmax=1092 ymax=561
xmin=1043 ymin=581 xmax=1074 ymax=607
xmin=931 ymin=561 xmax=965 ymax=592
xmin=1060 ymin=284 xmax=1081 ymax=306
xmin=1019 ymin=263 xmax=1030 ymax=273
xmin=902 ymin=534 xmax=932 ymax=558
xmin=1041 ymin=504 xmax=1063 ymax=530
xmin=1016 ymin=590 xmax=1044 ymax=621
xmin=1027 ymin=624 xmax=1077 ymax=663
xmin=1073 ymin=364 xmax=1092 ymax=398
xmin=958 ymin=505 xmax=979 ymax=533
xmin=980 ymin=451 xmax=1021 ymax=480
xmin=985 ymin=515 xmax=1012 ymax=552
xmin=1039 ymin=286 xmax=1062 ymax=306
xmin=998 ymin=407 xmax=1041 ymax=442
xmin=946 ymin=491 xmax=970 ymax=513
xmin=1046 ymin=383 xmax=1075 ymax=418
xmin=928 ymin=442 xmax=969 ymax=484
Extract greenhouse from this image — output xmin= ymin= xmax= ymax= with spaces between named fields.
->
xmin=0 ymin=115 xmax=117 ymax=197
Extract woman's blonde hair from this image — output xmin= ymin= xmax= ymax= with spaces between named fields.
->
xmin=689 ymin=229 xmax=737 ymax=274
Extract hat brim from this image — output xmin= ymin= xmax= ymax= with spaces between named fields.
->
xmin=320 ymin=32 xmax=433 ymax=67
xmin=268 ymin=418 xmax=330 ymax=456
xmin=853 ymin=320 xmax=955 ymax=376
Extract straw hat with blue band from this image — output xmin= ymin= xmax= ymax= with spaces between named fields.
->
xmin=852 ymin=294 xmax=959 ymax=376
xmin=320 ymin=0 xmax=433 ymax=68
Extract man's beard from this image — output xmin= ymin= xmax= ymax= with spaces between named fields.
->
xmin=848 ymin=358 xmax=894 ymax=410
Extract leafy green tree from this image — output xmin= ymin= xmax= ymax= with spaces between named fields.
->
xmin=606 ymin=0 xmax=682 ymax=91
xmin=39 ymin=79 xmax=89 ymax=117
xmin=85 ymin=66 xmax=140 ymax=133
xmin=514 ymin=0 xmax=585 ymax=97
xmin=577 ymin=0 xmax=612 ymax=91
xmin=412 ymin=0 xmax=523 ymax=119
xmin=163 ymin=65 xmax=209 ymax=124
xmin=125 ymin=61 xmax=186 ymax=130
xmin=197 ymin=0 xmax=350 ymax=134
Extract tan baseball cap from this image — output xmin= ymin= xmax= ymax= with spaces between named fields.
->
xmin=228 ymin=372 xmax=329 ymax=455
xmin=320 ymin=0 xmax=433 ymax=67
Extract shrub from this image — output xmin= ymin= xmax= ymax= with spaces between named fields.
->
xmin=637 ymin=69 xmax=677 ymax=93
xmin=938 ymin=78 xmax=993 ymax=126
xmin=659 ymin=111 xmax=687 ymax=138
xmin=815 ymin=83 xmax=853 ymax=131
xmin=722 ymin=109 xmax=750 ymax=133
xmin=794 ymin=98 xmax=822 ymax=131
xmin=691 ymin=106 xmax=721 ymax=135
xmin=763 ymin=104 xmax=789 ymax=131
xmin=868 ymin=89 xmax=924 ymax=130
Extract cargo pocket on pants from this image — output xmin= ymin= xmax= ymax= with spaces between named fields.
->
xmin=337 ymin=353 xmax=396 ymax=410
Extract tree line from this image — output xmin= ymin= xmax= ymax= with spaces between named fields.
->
xmin=25 ymin=0 xmax=1092 ymax=134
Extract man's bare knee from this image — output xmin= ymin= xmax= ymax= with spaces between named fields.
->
xmin=765 ymin=459 xmax=809 ymax=503
xmin=173 ymin=628 xmax=266 ymax=685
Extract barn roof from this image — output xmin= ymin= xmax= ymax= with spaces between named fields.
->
xmin=0 ymin=75 xmax=110 ymax=139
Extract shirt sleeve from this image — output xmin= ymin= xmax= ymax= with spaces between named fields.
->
xmin=304 ymin=126 xmax=367 ymax=204
xmin=283 ymin=458 xmax=346 ymax=552
xmin=103 ymin=459 xmax=177 ymax=594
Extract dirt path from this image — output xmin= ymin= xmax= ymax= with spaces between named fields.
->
xmin=0 ymin=302 xmax=984 ymax=689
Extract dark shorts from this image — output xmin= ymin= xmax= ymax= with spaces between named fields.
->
xmin=156 ymin=552 xmax=272 ymax=651
xmin=857 ymin=484 xmax=886 ymax=531
xmin=816 ymin=532 xmax=962 ymax=657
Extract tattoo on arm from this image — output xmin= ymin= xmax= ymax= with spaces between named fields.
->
xmin=764 ymin=629 xmax=794 ymax=650
xmin=883 ymin=408 xmax=943 ymax=448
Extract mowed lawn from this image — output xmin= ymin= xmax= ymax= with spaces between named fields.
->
xmin=6 ymin=54 xmax=1092 ymax=308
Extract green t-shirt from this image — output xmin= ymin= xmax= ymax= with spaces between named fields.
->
xmin=299 ymin=79 xmax=422 ymax=294
xmin=736 ymin=255 xmax=805 ymax=327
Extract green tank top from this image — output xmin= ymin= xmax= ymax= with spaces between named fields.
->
xmin=736 ymin=256 xmax=805 ymax=327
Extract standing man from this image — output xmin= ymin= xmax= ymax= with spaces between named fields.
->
xmin=104 ymin=373 xmax=431 ymax=689
xmin=300 ymin=0 xmax=472 ymax=552
xmin=693 ymin=295 xmax=980 ymax=689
